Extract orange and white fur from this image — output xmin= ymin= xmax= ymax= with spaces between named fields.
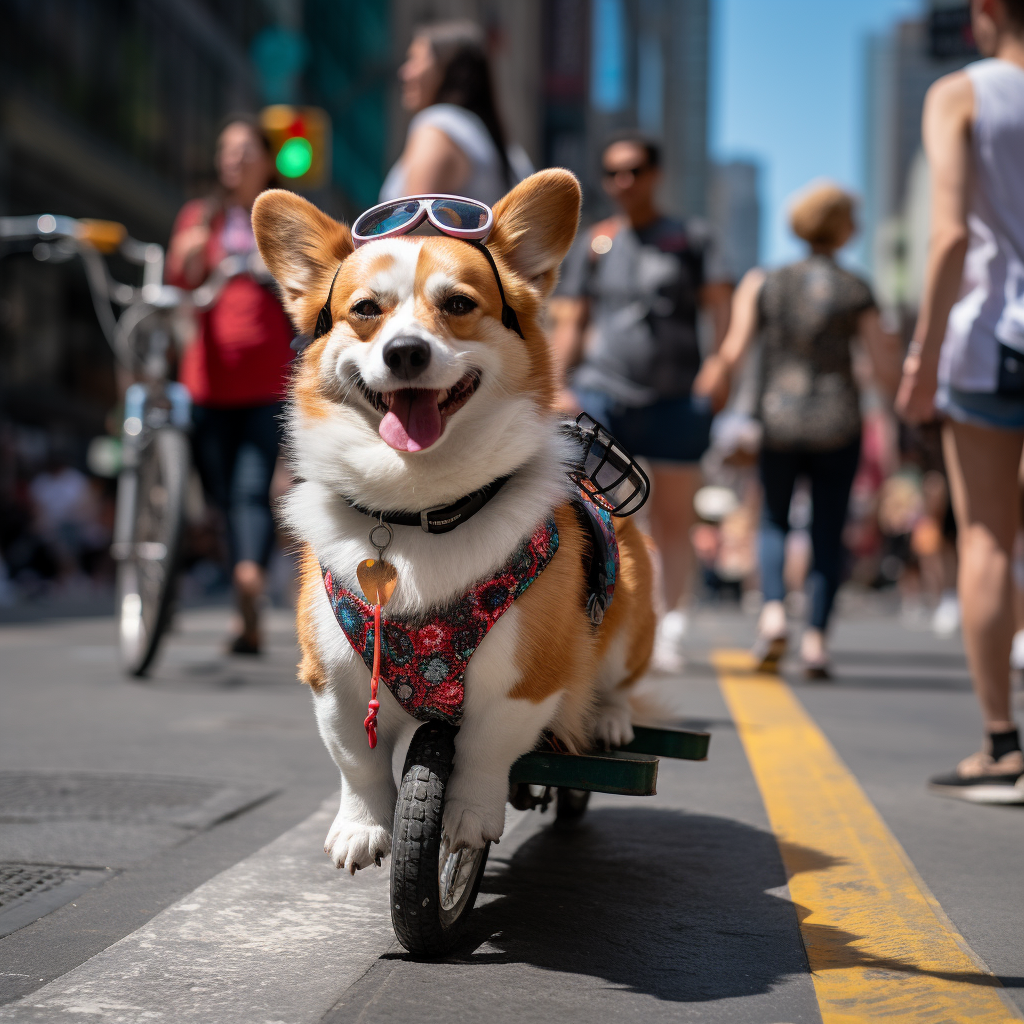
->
xmin=252 ymin=169 xmax=654 ymax=873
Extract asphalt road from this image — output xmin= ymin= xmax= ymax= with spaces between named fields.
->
xmin=0 ymin=595 xmax=1021 ymax=1022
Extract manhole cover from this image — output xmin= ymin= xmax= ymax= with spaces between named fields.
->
xmin=0 ymin=773 xmax=276 ymax=936
xmin=1 ymin=864 xmax=82 ymax=906
xmin=0 ymin=863 xmax=109 ymax=938
xmin=0 ymin=772 xmax=269 ymax=827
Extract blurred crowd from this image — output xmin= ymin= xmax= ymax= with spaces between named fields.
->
xmin=0 ymin=18 xmax=1010 ymax=642
xmin=2 ymin=7 xmax=1022 ymax=681
xmin=0 ymin=426 xmax=114 ymax=604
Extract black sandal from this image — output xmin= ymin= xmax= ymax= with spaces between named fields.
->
xmin=229 ymin=633 xmax=261 ymax=656
xmin=803 ymin=659 xmax=831 ymax=681
xmin=752 ymin=634 xmax=786 ymax=673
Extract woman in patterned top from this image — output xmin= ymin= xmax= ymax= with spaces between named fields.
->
xmin=695 ymin=182 xmax=901 ymax=676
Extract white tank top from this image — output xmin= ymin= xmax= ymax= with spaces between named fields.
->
xmin=939 ymin=59 xmax=1024 ymax=392
xmin=379 ymin=104 xmax=533 ymax=208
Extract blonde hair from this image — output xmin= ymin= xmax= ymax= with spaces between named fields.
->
xmin=789 ymin=180 xmax=856 ymax=249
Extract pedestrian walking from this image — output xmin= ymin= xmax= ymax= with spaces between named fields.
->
xmin=551 ymin=131 xmax=732 ymax=672
xmin=166 ymin=115 xmax=292 ymax=655
xmin=696 ymin=182 xmax=901 ymax=677
xmin=381 ymin=21 xmax=532 ymax=205
xmin=895 ymin=0 xmax=1024 ymax=801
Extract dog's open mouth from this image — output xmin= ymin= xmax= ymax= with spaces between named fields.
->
xmin=357 ymin=372 xmax=481 ymax=452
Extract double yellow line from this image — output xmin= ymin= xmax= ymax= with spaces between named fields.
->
xmin=712 ymin=649 xmax=1019 ymax=1024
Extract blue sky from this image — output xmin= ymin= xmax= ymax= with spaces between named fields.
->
xmin=710 ymin=0 xmax=924 ymax=268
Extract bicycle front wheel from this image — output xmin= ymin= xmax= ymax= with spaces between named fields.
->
xmin=115 ymin=427 xmax=189 ymax=676
xmin=391 ymin=721 xmax=490 ymax=957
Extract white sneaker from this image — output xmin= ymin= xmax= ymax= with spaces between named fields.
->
xmin=659 ymin=609 xmax=688 ymax=645
xmin=1011 ymin=630 xmax=1024 ymax=671
xmin=932 ymin=592 xmax=960 ymax=637
xmin=650 ymin=610 xmax=688 ymax=675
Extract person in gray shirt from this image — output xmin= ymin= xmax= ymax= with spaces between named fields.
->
xmin=550 ymin=131 xmax=732 ymax=672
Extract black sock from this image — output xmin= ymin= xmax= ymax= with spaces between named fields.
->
xmin=989 ymin=728 xmax=1021 ymax=761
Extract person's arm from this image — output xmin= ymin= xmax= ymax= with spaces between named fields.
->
xmin=400 ymin=124 xmax=472 ymax=195
xmin=701 ymin=280 xmax=735 ymax=349
xmin=166 ymin=202 xmax=211 ymax=289
xmin=857 ymin=307 xmax=903 ymax=400
xmin=547 ymin=233 xmax=598 ymax=412
xmin=548 ymin=297 xmax=587 ymax=412
xmin=692 ymin=267 xmax=765 ymax=411
xmin=895 ymin=71 xmax=973 ymax=424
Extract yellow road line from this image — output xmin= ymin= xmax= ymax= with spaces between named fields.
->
xmin=712 ymin=648 xmax=1018 ymax=1024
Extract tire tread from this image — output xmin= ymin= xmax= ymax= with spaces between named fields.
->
xmin=390 ymin=722 xmax=488 ymax=956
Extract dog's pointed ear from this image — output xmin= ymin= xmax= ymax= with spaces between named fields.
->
xmin=252 ymin=189 xmax=353 ymax=331
xmin=487 ymin=169 xmax=581 ymax=297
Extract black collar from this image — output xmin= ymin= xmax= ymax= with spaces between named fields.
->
xmin=345 ymin=474 xmax=512 ymax=534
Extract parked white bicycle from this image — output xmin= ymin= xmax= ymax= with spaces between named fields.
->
xmin=0 ymin=214 xmax=272 ymax=674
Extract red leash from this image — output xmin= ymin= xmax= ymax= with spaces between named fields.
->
xmin=364 ymin=603 xmax=381 ymax=748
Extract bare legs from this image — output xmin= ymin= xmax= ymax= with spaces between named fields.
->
xmin=234 ymin=559 xmax=264 ymax=649
xmin=942 ymin=420 xmax=1024 ymax=731
xmin=648 ymin=463 xmax=701 ymax=612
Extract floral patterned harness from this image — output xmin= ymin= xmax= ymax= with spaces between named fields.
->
xmin=321 ymin=496 xmax=618 ymax=726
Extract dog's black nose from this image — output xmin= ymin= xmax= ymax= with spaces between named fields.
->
xmin=382 ymin=336 xmax=432 ymax=381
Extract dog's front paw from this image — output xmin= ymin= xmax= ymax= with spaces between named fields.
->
xmin=324 ymin=816 xmax=390 ymax=874
xmin=593 ymin=702 xmax=634 ymax=749
xmin=443 ymin=791 xmax=505 ymax=851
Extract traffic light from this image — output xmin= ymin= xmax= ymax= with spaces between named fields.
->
xmin=260 ymin=105 xmax=331 ymax=190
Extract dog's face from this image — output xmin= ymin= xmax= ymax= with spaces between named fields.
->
xmin=253 ymin=170 xmax=581 ymax=508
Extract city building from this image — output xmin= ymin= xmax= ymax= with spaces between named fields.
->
xmin=0 ymin=0 xmax=715 ymax=484
xmin=543 ymin=0 xmax=710 ymax=222
xmin=0 ymin=0 xmax=281 ymax=474
xmin=707 ymin=160 xmax=761 ymax=282
xmin=862 ymin=0 xmax=975 ymax=308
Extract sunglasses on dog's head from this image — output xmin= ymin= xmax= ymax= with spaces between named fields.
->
xmin=562 ymin=413 xmax=650 ymax=518
xmin=295 ymin=195 xmax=523 ymax=352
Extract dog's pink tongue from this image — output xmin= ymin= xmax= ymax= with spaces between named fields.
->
xmin=379 ymin=389 xmax=443 ymax=452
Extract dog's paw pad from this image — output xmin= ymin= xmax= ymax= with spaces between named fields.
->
xmin=324 ymin=819 xmax=390 ymax=873
xmin=592 ymin=706 xmax=634 ymax=749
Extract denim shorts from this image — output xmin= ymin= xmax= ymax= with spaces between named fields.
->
xmin=937 ymin=385 xmax=1024 ymax=431
xmin=573 ymin=390 xmax=713 ymax=464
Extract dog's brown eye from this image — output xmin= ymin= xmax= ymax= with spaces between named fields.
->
xmin=351 ymin=298 xmax=382 ymax=319
xmin=442 ymin=295 xmax=477 ymax=316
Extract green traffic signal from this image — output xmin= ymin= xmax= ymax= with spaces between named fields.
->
xmin=261 ymin=105 xmax=330 ymax=187
xmin=276 ymin=136 xmax=313 ymax=178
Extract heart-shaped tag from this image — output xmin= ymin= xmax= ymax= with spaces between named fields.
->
xmin=356 ymin=558 xmax=398 ymax=607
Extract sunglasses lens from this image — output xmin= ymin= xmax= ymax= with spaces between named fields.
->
xmin=358 ymin=200 xmax=420 ymax=237
xmin=430 ymin=199 xmax=488 ymax=232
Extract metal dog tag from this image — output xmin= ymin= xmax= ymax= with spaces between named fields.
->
xmin=356 ymin=559 xmax=398 ymax=607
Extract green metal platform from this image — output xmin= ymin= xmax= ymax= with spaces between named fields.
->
xmin=508 ymin=725 xmax=710 ymax=797
xmin=509 ymin=748 xmax=660 ymax=795
xmin=623 ymin=725 xmax=710 ymax=761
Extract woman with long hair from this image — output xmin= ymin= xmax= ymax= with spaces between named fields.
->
xmin=381 ymin=21 xmax=532 ymax=204
xmin=695 ymin=182 xmax=901 ymax=676
xmin=166 ymin=115 xmax=293 ymax=655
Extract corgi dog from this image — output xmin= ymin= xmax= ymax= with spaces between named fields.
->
xmin=252 ymin=169 xmax=654 ymax=873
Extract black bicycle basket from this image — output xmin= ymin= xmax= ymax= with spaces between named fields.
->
xmin=560 ymin=412 xmax=650 ymax=517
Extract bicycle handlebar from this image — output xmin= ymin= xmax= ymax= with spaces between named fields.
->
xmin=0 ymin=214 xmax=276 ymax=364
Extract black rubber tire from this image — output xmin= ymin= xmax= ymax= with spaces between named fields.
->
xmin=390 ymin=721 xmax=490 ymax=957
xmin=115 ymin=427 xmax=189 ymax=677
xmin=555 ymin=787 xmax=591 ymax=822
